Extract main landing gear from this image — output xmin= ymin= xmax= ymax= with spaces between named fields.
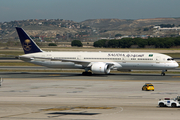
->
xmin=82 ymin=68 xmax=92 ymax=76
xmin=161 ymin=70 xmax=167 ymax=76
xmin=82 ymin=72 xmax=92 ymax=76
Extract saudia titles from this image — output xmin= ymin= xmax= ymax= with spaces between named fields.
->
xmin=23 ymin=39 xmax=32 ymax=51
xmin=108 ymin=53 xmax=144 ymax=57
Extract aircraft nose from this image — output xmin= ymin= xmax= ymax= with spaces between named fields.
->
xmin=174 ymin=62 xmax=179 ymax=67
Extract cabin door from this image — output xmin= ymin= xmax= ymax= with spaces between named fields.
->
xmin=77 ymin=55 xmax=81 ymax=60
xmin=122 ymin=57 xmax=126 ymax=63
xmin=77 ymin=55 xmax=84 ymax=60
xmin=156 ymin=56 xmax=161 ymax=63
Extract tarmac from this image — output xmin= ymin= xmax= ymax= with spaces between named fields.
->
xmin=0 ymin=72 xmax=180 ymax=120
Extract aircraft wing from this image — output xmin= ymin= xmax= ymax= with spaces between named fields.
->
xmin=18 ymin=56 xmax=114 ymax=68
xmin=18 ymin=56 xmax=92 ymax=67
xmin=61 ymin=59 xmax=91 ymax=67
xmin=51 ymin=57 xmax=115 ymax=68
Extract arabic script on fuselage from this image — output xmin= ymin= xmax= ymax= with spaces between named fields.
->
xmin=108 ymin=53 xmax=144 ymax=57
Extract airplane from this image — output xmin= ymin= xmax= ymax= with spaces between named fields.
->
xmin=15 ymin=27 xmax=179 ymax=76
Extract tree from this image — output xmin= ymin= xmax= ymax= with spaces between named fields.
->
xmin=158 ymin=24 xmax=175 ymax=28
xmin=135 ymin=38 xmax=148 ymax=48
xmin=71 ymin=40 xmax=83 ymax=47
xmin=148 ymin=38 xmax=157 ymax=46
xmin=93 ymin=39 xmax=107 ymax=47
xmin=94 ymin=36 xmax=180 ymax=48
xmin=120 ymin=38 xmax=133 ymax=48
xmin=108 ymin=40 xmax=119 ymax=48
xmin=115 ymin=34 xmax=122 ymax=37
xmin=143 ymin=27 xmax=149 ymax=31
xmin=163 ymin=38 xmax=174 ymax=48
xmin=174 ymin=37 xmax=180 ymax=46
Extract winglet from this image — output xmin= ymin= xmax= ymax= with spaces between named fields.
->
xmin=15 ymin=27 xmax=43 ymax=54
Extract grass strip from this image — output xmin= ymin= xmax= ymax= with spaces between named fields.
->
xmin=0 ymin=62 xmax=39 ymax=66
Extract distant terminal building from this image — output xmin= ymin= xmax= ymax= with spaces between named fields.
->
xmin=154 ymin=26 xmax=180 ymax=30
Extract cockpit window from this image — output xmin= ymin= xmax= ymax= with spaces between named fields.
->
xmin=167 ymin=58 xmax=174 ymax=61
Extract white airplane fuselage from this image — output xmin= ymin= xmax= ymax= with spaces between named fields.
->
xmin=20 ymin=51 xmax=179 ymax=71
xmin=15 ymin=27 xmax=179 ymax=75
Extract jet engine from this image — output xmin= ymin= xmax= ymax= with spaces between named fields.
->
xmin=91 ymin=62 xmax=113 ymax=74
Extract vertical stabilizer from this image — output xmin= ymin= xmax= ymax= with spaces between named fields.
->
xmin=16 ymin=27 xmax=43 ymax=54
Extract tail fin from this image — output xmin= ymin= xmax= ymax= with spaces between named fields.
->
xmin=15 ymin=27 xmax=43 ymax=54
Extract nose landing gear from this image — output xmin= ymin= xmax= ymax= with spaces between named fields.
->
xmin=161 ymin=70 xmax=167 ymax=76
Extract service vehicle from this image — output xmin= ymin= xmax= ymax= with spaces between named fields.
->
xmin=142 ymin=83 xmax=154 ymax=91
xmin=158 ymin=96 xmax=180 ymax=107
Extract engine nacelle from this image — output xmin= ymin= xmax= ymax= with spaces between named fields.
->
xmin=91 ymin=62 xmax=112 ymax=74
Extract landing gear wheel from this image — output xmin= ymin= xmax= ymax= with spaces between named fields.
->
xmin=82 ymin=72 xmax=92 ymax=76
xmin=161 ymin=70 xmax=167 ymax=76
xmin=161 ymin=73 xmax=165 ymax=76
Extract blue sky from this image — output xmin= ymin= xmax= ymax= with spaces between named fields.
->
xmin=0 ymin=0 xmax=180 ymax=22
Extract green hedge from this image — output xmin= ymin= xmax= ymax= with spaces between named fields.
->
xmin=93 ymin=37 xmax=180 ymax=48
